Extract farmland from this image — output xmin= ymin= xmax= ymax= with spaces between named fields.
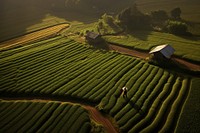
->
xmin=0 ymin=36 xmax=192 ymax=132
xmin=0 ymin=24 xmax=69 ymax=51
xmin=103 ymin=31 xmax=200 ymax=63
xmin=1 ymin=0 xmax=200 ymax=132
xmin=0 ymin=100 xmax=91 ymax=133
xmin=135 ymin=0 xmax=200 ymax=23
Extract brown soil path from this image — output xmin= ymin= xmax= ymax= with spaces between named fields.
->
xmin=0 ymin=23 xmax=69 ymax=51
xmin=0 ymin=97 xmax=118 ymax=133
xmin=109 ymin=44 xmax=200 ymax=71
xmin=83 ymin=105 xmax=118 ymax=133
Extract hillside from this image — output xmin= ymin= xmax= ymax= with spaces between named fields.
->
xmin=1 ymin=0 xmax=200 ymax=42
xmin=135 ymin=0 xmax=200 ymax=23
xmin=0 ymin=1 xmax=200 ymax=132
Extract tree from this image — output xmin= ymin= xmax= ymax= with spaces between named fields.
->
xmin=117 ymin=7 xmax=132 ymax=26
xmin=102 ymin=13 xmax=115 ymax=26
xmin=151 ymin=10 xmax=168 ymax=21
xmin=171 ymin=7 xmax=181 ymax=19
xmin=117 ymin=4 xmax=151 ymax=30
xmin=166 ymin=20 xmax=188 ymax=35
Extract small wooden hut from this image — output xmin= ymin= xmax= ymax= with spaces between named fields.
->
xmin=85 ymin=31 xmax=103 ymax=44
xmin=149 ymin=44 xmax=175 ymax=60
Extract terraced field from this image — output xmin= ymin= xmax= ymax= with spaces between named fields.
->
xmin=0 ymin=100 xmax=91 ymax=133
xmin=103 ymin=31 xmax=200 ymax=63
xmin=0 ymin=24 xmax=69 ymax=51
xmin=0 ymin=36 xmax=190 ymax=132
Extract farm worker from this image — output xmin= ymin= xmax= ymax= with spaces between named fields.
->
xmin=121 ymin=87 xmax=128 ymax=98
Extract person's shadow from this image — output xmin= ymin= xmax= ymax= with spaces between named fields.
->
xmin=124 ymin=97 xmax=145 ymax=115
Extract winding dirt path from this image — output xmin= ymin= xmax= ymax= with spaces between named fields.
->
xmin=0 ymin=97 xmax=118 ymax=133
xmin=0 ymin=23 xmax=69 ymax=51
xmin=83 ymin=105 xmax=118 ymax=133
xmin=109 ymin=44 xmax=200 ymax=71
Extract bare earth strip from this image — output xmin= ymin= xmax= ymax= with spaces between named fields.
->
xmin=0 ymin=23 xmax=69 ymax=51
xmin=109 ymin=44 xmax=200 ymax=71
xmin=83 ymin=105 xmax=118 ymax=133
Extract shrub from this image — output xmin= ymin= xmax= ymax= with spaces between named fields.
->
xmin=165 ymin=20 xmax=188 ymax=35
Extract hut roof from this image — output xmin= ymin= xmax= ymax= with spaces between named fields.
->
xmin=149 ymin=44 xmax=175 ymax=58
xmin=86 ymin=32 xmax=100 ymax=40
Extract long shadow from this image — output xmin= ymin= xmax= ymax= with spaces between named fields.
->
xmin=0 ymin=0 xmax=137 ymax=43
xmin=128 ymin=30 xmax=153 ymax=41
xmin=0 ymin=0 xmax=98 ymax=42
xmin=124 ymin=97 xmax=145 ymax=115
xmin=0 ymin=0 xmax=48 ymax=42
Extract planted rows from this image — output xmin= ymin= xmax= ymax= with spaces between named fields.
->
xmin=103 ymin=32 xmax=200 ymax=63
xmin=0 ymin=36 xmax=190 ymax=132
xmin=0 ymin=100 xmax=91 ymax=133
xmin=100 ymin=68 xmax=190 ymax=132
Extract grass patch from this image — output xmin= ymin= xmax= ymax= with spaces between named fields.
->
xmin=176 ymin=78 xmax=200 ymax=133
xmin=103 ymin=31 xmax=200 ymax=63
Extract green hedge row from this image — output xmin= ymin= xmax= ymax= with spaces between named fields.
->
xmin=0 ymin=36 xmax=65 ymax=59
xmin=0 ymin=101 xmax=91 ymax=133
xmin=0 ymin=36 xmax=191 ymax=133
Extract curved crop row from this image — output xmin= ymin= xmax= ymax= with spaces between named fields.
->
xmin=0 ymin=100 xmax=91 ymax=133
xmin=0 ymin=36 xmax=191 ymax=133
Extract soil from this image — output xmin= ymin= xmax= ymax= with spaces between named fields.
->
xmin=83 ymin=105 xmax=118 ymax=133
xmin=109 ymin=44 xmax=200 ymax=71
xmin=0 ymin=25 xmax=199 ymax=132
xmin=0 ymin=24 xmax=199 ymax=71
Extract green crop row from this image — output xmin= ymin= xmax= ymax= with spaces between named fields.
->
xmin=2 ymin=40 xmax=83 ymax=92
xmin=103 ymin=32 xmax=200 ymax=63
xmin=0 ymin=36 xmax=191 ymax=132
xmin=117 ymin=73 xmax=173 ymax=132
xmin=0 ymin=36 xmax=65 ymax=59
xmin=73 ymin=57 xmax=135 ymax=99
xmin=0 ymin=100 xmax=91 ymax=133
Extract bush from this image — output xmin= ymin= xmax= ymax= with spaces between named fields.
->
xmin=165 ymin=20 xmax=188 ymax=35
xmin=117 ymin=5 xmax=151 ymax=30
xmin=151 ymin=10 xmax=168 ymax=21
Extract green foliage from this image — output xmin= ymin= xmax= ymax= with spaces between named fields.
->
xmin=176 ymin=78 xmax=200 ymax=133
xmin=165 ymin=20 xmax=188 ymax=35
xmin=96 ymin=13 xmax=123 ymax=35
xmin=103 ymin=31 xmax=200 ymax=63
xmin=151 ymin=10 xmax=168 ymax=21
xmin=0 ymin=36 xmax=191 ymax=132
xmin=91 ymin=120 xmax=105 ymax=133
xmin=0 ymin=101 xmax=91 ymax=133
xmin=117 ymin=5 xmax=151 ymax=30
xmin=170 ymin=7 xmax=182 ymax=19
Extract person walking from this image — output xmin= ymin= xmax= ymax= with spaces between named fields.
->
xmin=121 ymin=87 xmax=128 ymax=98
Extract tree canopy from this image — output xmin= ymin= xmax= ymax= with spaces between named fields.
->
xmin=117 ymin=5 xmax=151 ymax=30
xmin=170 ymin=7 xmax=182 ymax=19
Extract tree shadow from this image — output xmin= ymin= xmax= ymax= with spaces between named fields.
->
xmin=128 ymin=30 xmax=153 ymax=41
xmin=0 ymin=0 xmax=48 ymax=42
xmin=0 ymin=0 xmax=99 ymax=42
xmin=93 ymin=41 xmax=110 ymax=51
xmin=178 ymin=33 xmax=199 ymax=41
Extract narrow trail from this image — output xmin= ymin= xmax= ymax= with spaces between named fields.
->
xmin=109 ymin=44 xmax=200 ymax=71
xmin=0 ymin=97 xmax=118 ymax=133
xmin=83 ymin=105 xmax=118 ymax=133
xmin=0 ymin=23 xmax=69 ymax=51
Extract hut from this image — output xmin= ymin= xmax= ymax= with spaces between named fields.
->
xmin=85 ymin=31 xmax=102 ymax=44
xmin=149 ymin=44 xmax=175 ymax=60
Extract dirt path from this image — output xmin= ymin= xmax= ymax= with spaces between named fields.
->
xmin=83 ymin=105 xmax=118 ymax=133
xmin=109 ymin=44 xmax=200 ymax=71
xmin=0 ymin=97 xmax=118 ymax=133
xmin=109 ymin=44 xmax=148 ymax=59
xmin=0 ymin=23 xmax=69 ymax=51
